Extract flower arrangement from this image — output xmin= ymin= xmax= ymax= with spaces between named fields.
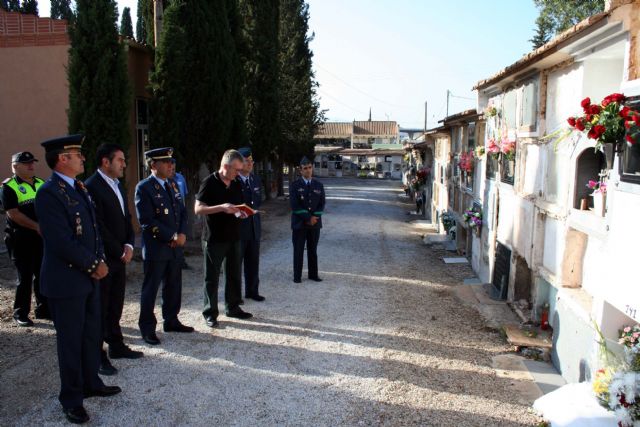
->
xmin=411 ymin=167 xmax=430 ymax=189
xmin=608 ymin=371 xmax=640 ymax=426
xmin=484 ymin=103 xmax=499 ymax=118
xmin=593 ymin=367 xmax=614 ymax=407
xmin=567 ymin=93 xmax=640 ymax=150
xmin=462 ymin=206 xmax=483 ymax=230
xmin=587 ymin=179 xmax=607 ymax=195
xmin=440 ymin=210 xmax=456 ymax=238
xmin=458 ymin=151 xmax=474 ymax=173
xmin=486 ymin=137 xmax=516 ymax=160
xmin=475 ymin=146 xmax=485 ymax=157
xmin=620 ymin=325 xmax=640 ymax=372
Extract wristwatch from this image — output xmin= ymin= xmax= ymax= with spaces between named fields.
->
xmin=172 ymin=233 xmax=178 ymax=241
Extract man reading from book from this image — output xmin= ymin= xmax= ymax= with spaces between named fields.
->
xmin=194 ymin=149 xmax=253 ymax=328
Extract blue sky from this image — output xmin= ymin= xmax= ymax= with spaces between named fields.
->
xmin=307 ymin=0 xmax=540 ymax=128
xmin=40 ymin=1 xmax=540 ymax=129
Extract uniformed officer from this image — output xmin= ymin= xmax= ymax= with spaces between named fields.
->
xmin=237 ymin=147 xmax=264 ymax=302
xmin=2 ymin=151 xmax=49 ymax=326
xmin=135 ymin=147 xmax=193 ymax=346
xmin=35 ymin=134 xmax=120 ymax=425
xmin=289 ymin=156 xmax=325 ymax=283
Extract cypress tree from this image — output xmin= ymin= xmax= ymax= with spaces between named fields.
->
xmin=135 ymin=0 xmax=147 ymax=43
xmin=67 ymin=0 xmax=131 ymax=174
xmin=151 ymin=0 xmax=242 ymax=195
xmin=120 ymin=6 xmax=134 ymax=38
xmin=21 ymin=0 xmax=38 ymax=15
xmin=277 ymin=0 xmax=323 ymax=193
xmin=6 ymin=0 xmax=19 ymax=11
xmin=529 ymin=16 xmax=552 ymax=49
xmin=50 ymin=0 xmax=74 ymax=22
xmin=1 ymin=0 xmax=8 ymax=11
xmin=238 ymin=0 xmax=280 ymax=199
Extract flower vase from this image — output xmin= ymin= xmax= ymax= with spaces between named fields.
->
xmin=591 ymin=192 xmax=606 ymax=216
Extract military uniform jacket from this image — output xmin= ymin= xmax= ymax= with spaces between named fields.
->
xmin=289 ymin=177 xmax=325 ymax=230
xmin=238 ymin=173 xmax=262 ymax=241
xmin=85 ymin=172 xmax=135 ymax=262
xmin=135 ymin=175 xmax=187 ymax=261
xmin=35 ymin=173 xmax=105 ymax=299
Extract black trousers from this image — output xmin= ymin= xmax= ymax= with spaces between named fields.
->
xmin=138 ymin=258 xmax=182 ymax=336
xmin=7 ymin=234 xmax=47 ymax=318
xmin=202 ymin=240 xmax=242 ymax=320
xmin=49 ymin=282 xmax=104 ymax=409
xmin=292 ymin=228 xmax=321 ymax=281
xmin=240 ymin=239 xmax=260 ymax=297
xmin=100 ymin=259 xmax=126 ymax=347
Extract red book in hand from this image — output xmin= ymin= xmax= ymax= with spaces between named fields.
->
xmin=235 ymin=204 xmax=257 ymax=216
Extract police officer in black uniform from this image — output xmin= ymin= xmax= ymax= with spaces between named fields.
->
xmin=237 ymin=147 xmax=264 ymax=302
xmin=2 ymin=151 xmax=49 ymax=326
xmin=289 ymin=156 xmax=325 ymax=283
xmin=35 ymin=135 xmax=121 ymax=424
xmin=135 ymin=147 xmax=193 ymax=345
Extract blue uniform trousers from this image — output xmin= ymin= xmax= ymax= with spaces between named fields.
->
xmin=48 ymin=282 xmax=104 ymax=409
xmin=240 ymin=239 xmax=260 ymax=297
xmin=292 ymin=228 xmax=320 ymax=281
xmin=138 ymin=259 xmax=182 ymax=335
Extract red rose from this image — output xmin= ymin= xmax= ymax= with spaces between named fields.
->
xmin=567 ymin=117 xmax=576 ymax=127
xmin=581 ymin=97 xmax=591 ymax=109
xmin=588 ymin=104 xmax=601 ymax=115
xmin=634 ymin=114 xmax=640 ymax=126
xmin=619 ymin=106 xmax=631 ymax=118
xmin=626 ymin=134 xmax=636 ymax=145
xmin=625 ymin=120 xmax=632 ymax=129
xmin=602 ymin=98 xmax=611 ymax=107
xmin=610 ymin=93 xmax=626 ymax=103
xmin=593 ymin=125 xmax=606 ymax=137
xmin=587 ymin=128 xmax=597 ymax=139
xmin=575 ymin=118 xmax=586 ymax=131
xmin=586 ymin=114 xmax=594 ymax=122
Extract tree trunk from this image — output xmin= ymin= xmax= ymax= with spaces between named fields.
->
xmin=276 ymin=158 xmax=284 ymax=197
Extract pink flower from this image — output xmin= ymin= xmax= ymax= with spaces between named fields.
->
xmin=624 ymin=327 xmax=631 ymax=332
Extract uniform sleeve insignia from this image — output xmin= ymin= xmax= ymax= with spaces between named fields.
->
xmin=18 ymin=185 xmax=27 ymax=194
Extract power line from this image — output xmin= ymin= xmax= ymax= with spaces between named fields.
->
xmin=317 ymin=88 xmax=368 ymax=116
xmin=315 ymin=63 xmax=415 ymax=110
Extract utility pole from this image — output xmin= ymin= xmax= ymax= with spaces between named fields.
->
xmin=153 ymin=0 xmax=163 ymax=47
xmin=446 ymin=90 xmax=450 ymax=117
xmin=424 ymin=101 xmax=428 ymax=133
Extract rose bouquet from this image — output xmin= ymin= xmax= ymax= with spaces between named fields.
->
xmin=459 ymin=151 xmax=474 ymax=173
xmin=567 ymin=93 xmax=640 ymax=150
xmin=486 ymin=137 xmax=516 ymax=160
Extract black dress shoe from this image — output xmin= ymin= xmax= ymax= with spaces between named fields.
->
xmin=142 ymin=333 xmax=161 ymax=345
xmin=238 ymin=299 xmax=245 ymax=305
xmin=205 ymin=317 xmax=219 ymax=328
xmin=109 ymin=345 xmax=144 ymax=359
xmin=83 ymin=385 xmax=122 ymax=398
xmin=226 ymin=308 xmax=253 ymax=320
xmin=13 ymin=316 xmax=34 ymax=327
xmin=309 ymin=277 xmax=323 ymax=282
xmin=34 ymin=312 xmax=52 ymax=320
xmin=63 ymin=406 xmax=89 ymax=424
xmin=163 ymin=322 xmax=194 ymax=333
xmin=99 ymin=351 xmax=117 ymax=376
xmin=293 ymin=278 xmax=301 ymax=283
xmin=247 ymin=295 xmax=266 ymax=302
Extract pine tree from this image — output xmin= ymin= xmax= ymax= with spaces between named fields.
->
xmin=277 ymin=0 xmax=323 ymax=195
xmin=533 ymin=0 xmax=605 ymax=36
xmin=120 ymin=6 xmax=134 ymax=38
xmin=151 ymin=0 xmax=243 ymax=195
xmin=21 ymin=0 xmax=38 ymax=15
xmin=50 ymin=0 xmax=74 ymax=22
xmin=529 ymin=16 xmax=552 ymax=49
xmin=67 ymin=0 xmax=131 ymax=174
xmin=238 ymin=0 xmax=280 ymax=199
xmin=135 ymin=0 xmax=147 ymax=43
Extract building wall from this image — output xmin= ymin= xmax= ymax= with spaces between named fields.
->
xmin=0 ymin=43 xmax=69 ymax=179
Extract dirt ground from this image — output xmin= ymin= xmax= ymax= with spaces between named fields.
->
xmin=0 ymin=177 xmax=541 ymax=426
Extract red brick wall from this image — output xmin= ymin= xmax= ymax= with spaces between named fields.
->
xmin=0 ymin=10 xmax=69 ymax=47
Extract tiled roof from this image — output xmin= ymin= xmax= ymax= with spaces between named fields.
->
xmin=353 ymin=121 xmax=398 ymax=136
xmin=315 ymin=121 xmax=399 ymax=138
xmin=315 ymin=122 xmax=352 ymax=137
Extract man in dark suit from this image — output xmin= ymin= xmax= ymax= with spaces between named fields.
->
xmin=237 ymin=147 xmax=264 ymax=302
xmin=290 ymin=156 xmax=325 ymax=283
xmin=35 ymin=134 xmax=121 ymax=425
xmin=86 ymin=144 xmax=143 ymax=376
xmin=135 ymin=147 xmax=193 ymax=345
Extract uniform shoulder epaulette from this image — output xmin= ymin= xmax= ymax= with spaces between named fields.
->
xmin=2 ymin=177 xmax=12 ymax=184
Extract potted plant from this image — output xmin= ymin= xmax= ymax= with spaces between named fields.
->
xmin=586 ymin=178 xmax=607 ymax=216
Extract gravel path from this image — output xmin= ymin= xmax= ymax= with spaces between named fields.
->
xmin=0 ymin=177 xmax=540 ymax=426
